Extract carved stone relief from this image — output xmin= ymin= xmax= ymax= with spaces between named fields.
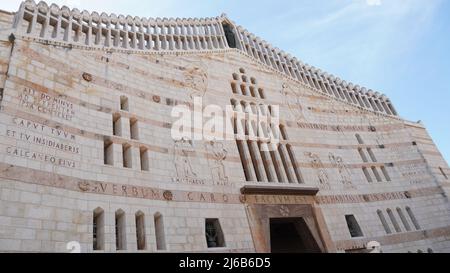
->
xmin=173 ymin=138 xmax=205 ymax=185
xmin=184 ymin=62 xmax=208 ymax=99
xmin=305 ymin=152 xmax=330 ymax=190
xmin=281 ymin=83 xmax=309 ymax=122
xmin=205 ymin=141 xmax=230 ymax=186
xmin=397 ymin=164 xmax=429 ymax=185
xmin=329 ymin=153 xmax=355 ymax=189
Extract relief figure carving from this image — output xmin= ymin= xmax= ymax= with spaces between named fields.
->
xmin=174 ymin=138 xmax=197 ymax=179
xmin=206 ymin=141 xmax=229 ymax=185
xmin=329 ymin=153 xmax=355 ymax=189
xmin=281 ymin=83 xmax=308 ymax=122
xmin=184 ymin=62 xmax=208 ymax=99
xmin=305 ymin=152 xmax=330 ymax=189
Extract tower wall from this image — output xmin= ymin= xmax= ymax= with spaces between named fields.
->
xmin=0 ymin=2 xmax=449 ymax=253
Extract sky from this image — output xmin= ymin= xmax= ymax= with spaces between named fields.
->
xmin=1 ymin=0 xmax=449 ymax=163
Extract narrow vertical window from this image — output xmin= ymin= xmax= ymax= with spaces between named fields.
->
xmin=249 ymin=86 xmax=256 ymax=97
xmin=377 ymin=210 xmax=392 ymax=234
xmin=93 ymin=208 xmax=105 ymax=251
xmin=140 ymin=147 xmax=149 ymax=171
xmin=247 ymin=140 xmax=263 ymax=182
xmin=278 ymin=145 xmax=295 ymax=183
xmin=396 ymin=208 xmax=411 ymax=232
xmin=279 ymin=125 xmax=288 ymax=141
xmin=345 ymin=215 xmax=364 ymax=238
xmin=135 ymin=211 xmax=146 ymax=251
xmin=358 ymin=148 xmax=368 ymax=162
xmin=363 ymin=167 xmax=372 ymax=183
xmin=236 ymin=140 xmax=251 ymax=181
xmin=130 ymin=118 xmax=139 ymax=140
xmin=104 ymin=140 xmax=113 ymax=166
xmin=231 ymin=82 xmax=238 ymax=93
xmin=286 ymin=144 xmax=303 ymax=183
xmin=258 ymin=88 xmax=265 ymax=99
xmin=122 ymin=144 xmax=132 ymax=168
xmin=154 ymin=212 xmax=166 ymax=251
xmin=406 ymin=207 xmax=421 ymax=230
xmin=381 ymin=166 xmax=391 ymax=181
xmin=270 ymin=149 xmax=285 ymax=183
xmin=387 ymin=209 xmax=401 ymax=233
xmin=258 ymin=141 xmax=275 ymax=182
xmin=240 ymin=84 xmax=247 ymax=96
xmin=205 ymin=219 xmax=226 ymax=248
xmin=113 ymin=114 xmax=121 ymax=136
xmin=367 ymin=148 xmax=377 ymax=162
xmin=115 ymin=209 xmax=127 ymax=250
xmin=120 ymin=95 xmax=129 ymax=111
xmin=372 ymin=167 xmax=382 ymax=182
xmin=355 ymin=134 xmax=364 ymax=145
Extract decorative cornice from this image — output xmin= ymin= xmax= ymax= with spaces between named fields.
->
xmin=10 ymin=0 xmax=399 ymax=117
xmin=240 ymin=185 xmax=320 ymax=196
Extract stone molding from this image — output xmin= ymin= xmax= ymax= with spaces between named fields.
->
xmin=0 ymin=163 xmax=444 ymax=205
xmin=11 ymin=0 xmax=397 ymax=117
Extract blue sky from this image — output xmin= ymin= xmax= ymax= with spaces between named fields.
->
xmin=2 ymin=0 xmax=449 ymax=163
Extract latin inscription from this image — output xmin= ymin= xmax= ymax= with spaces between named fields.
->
xmin=398 ymin=164 xmax=430 ymax=184
xmin=19 ymin=87 xmax=75 ymax=121
xmin=245 ymin=195 xmax=314 ymax=205
xmin=316 ymin=192 xmax=408 ymax=204
xmin=6 ymin=146 xmax=76 ymax=168
xmin=77 ymin=180 xmax=233 ymax=203
xmin=297 ymin=122 xmax=367 ymax=132
xmin=13 ymin=117 xmax=76 ymax=141
xmin=5 ymin=129 xmax=79 ymax=154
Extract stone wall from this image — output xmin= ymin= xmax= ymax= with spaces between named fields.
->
xmin=0 ymin=4 xmax=449 ymax=253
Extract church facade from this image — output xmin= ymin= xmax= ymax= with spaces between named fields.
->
xmin=0 ymin=1 xmax=449 ymax=253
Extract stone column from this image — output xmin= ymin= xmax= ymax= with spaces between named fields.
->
xmin=114 ymin=117 xmax=131 ymax=139
xmin=278 ymin=144 xmax=297 ymax=183
xmin=113 ymin=143 xmax=123 ymax=168
xmin=131 ymin=146 xmax=141 ymax=171
xmin=258 ymin=142 xmax=278 ymax=183
xmin=127 ymin=211 xmax=137 ymax=251
xmin=104 ymin=210 xmax=115 ymax=252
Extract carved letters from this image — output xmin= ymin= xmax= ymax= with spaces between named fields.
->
xmin=6 ymin=146 xmax=76 ymax=168
xmin=398 ymin=163 xmax=429 ymax=184
xmin=173 ymin=138 xmax=206 ymax=185
xmin=19 ymin=87 xmax=75 ymax=121
xmin=1 ymin=117 xmax=80 ymax=168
